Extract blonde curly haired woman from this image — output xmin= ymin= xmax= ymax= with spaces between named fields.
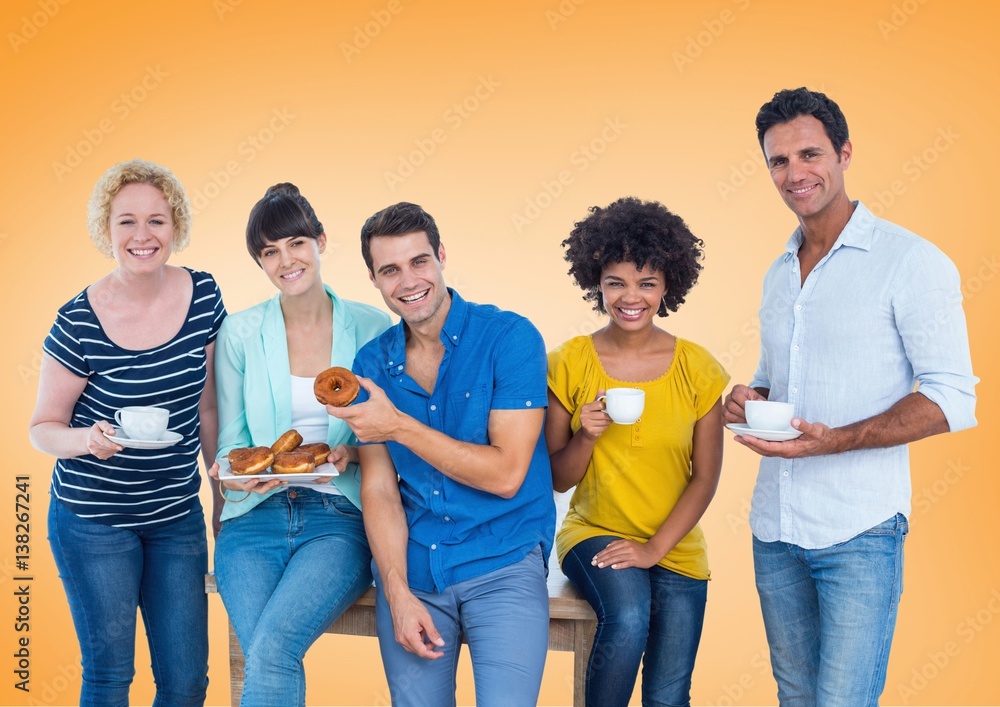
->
xmin=29 ymin=159 xmax=225 ymax=707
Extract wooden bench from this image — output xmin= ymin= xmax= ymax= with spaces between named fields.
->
xmin=206 ymin=571 xmax=596 ymax=706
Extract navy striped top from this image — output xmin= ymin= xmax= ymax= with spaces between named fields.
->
xmin=42 ymin=268 xmax=226 ymax=528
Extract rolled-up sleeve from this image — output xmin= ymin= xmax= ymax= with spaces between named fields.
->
xmin=893 ymin=241 xmax=978 ymax=432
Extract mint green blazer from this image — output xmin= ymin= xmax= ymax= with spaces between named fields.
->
xmin=215 ymin=285 xmax=391 ymax=521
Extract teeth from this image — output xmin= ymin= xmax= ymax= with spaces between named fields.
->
xmin=620 ymin=308 xmax=643 ymax=316
xmin=281 ymin=269 xmax=304 ymax=279
xmin=130 ymin=248 xmax=156 ymax=255
xmin=400 ymin=290 xmax=428 ymax=303
xmin=790 ymin=186 xmax=814 ymax=193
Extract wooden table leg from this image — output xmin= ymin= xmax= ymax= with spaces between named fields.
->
xmin=573 ymin=619 xmax=595 ymax=707
xmin=227 ymin=619 xmax=245 ymax=706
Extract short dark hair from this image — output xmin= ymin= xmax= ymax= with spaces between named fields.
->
xmin=360 ymin=202 xmax=441 ymax=271
xmin=562 ymin=197 xmax=704 ymax=316
xmin=755 ymin=87 xmax=849 ymax=156
xmin=245 ymin=183 xmax=324 ymax=263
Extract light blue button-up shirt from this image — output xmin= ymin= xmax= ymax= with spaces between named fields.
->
xmin=749 ymin=202 xmax=977 ymax=549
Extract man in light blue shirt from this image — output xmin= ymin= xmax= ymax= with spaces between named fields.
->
xmin=328 ymin=202 xmax=555 ymax=707
xmin=724 ymin=88 xmax=977 ymax=706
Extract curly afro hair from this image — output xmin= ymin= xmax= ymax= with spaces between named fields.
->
xmin=562 ymin=197 xmax=704 ymax=316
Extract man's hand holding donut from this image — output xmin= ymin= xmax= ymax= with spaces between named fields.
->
xmin=326 ymin=377 xmax=405 ymax=444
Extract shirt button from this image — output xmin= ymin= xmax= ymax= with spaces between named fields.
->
xmin=783 ymin=471 xmax=789 ymax=477
xmin=792 ymin=387 xmax=798 ymax=394
xmin=526 ymin=401 xmax=532 ymax=407
xmin=431 ymin=544 xmax=437 ymax=550
xmin=397 ymin=365 xmax=403 ymax=371
xmin=389 ymin=361 xmax=394 ymax=366
xmin=444 ymin=516 xmax=451 ymax=522
xmin=452 ymin=335 xmax=458 ymax=341
xmin=430 ymin=404 xmax=437 ymax=411
xmin=793 ymin=345 xmax=800 ymax=351
xmin=795 ymin=305 xmax=802 ymax=311
xmin=433 ymin=490 xmax=440 ymax=496
xmin=465 ymin=392 xmax=470 ymax=398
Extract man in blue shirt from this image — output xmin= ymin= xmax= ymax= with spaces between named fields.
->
xmin=724 ymin=88 xmax=977 ymax=706
xmin=328 ymin=202 xmax=555 ymax=706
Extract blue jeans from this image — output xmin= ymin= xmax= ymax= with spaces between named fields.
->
xmin=753 ymin=514 xmax=908 ymax=707
xmin=562 ymin=536 xmax=708 ymax=707
xmin=214 ymin=489 xmax=372 ymax=707
xmin=47 ymin=497 xmax=209 ymax=707
xmin=375 ymin=545 xmax=549 ymax=707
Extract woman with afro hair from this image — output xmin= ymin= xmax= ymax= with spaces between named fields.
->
xmin=545 ymin=197 xmax=729 ymax=707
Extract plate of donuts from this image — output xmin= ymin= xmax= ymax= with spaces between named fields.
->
xmin=216 ymin=458 xmax=339 ymax=483
xmin=218 ymin=431 xmax=340 ymax=483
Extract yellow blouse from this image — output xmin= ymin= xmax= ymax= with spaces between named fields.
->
xmin=547 ymin=335 xmax=730 ymax=580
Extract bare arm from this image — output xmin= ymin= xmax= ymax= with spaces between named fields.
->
xmin=545 ymin=388 xmax=610 ymax=493
xmin=198 ymin=342 xmax=224 ymax=537
xmin=330 ymin=378 xmax=544 ymax=499
xmin=360 ymin=443 xmax=444 ymax=659
xmin=29 ymin=354 xmax=122 ymax=460
xmin=593 ymin=399 xmax=725 ymax=570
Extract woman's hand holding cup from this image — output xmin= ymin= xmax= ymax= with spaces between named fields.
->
xmin=86 ymin=420 xmax=122 ymax=459
xmin=579 ymin=389 xmax=613 ymax=441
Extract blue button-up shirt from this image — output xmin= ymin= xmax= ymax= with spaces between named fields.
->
xmin=354 ymin=289 xmax=556 ymax=592
xmin=749 ymin=202 xmax=977 ymax=549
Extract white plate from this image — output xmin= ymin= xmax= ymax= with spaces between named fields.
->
xmin=726 ymin=423 xmax=803 ymax=442
xmin=217 ymin=457 xmax=339 ymax=483
xmin=104 ymin=427 xmax=183 ymax=450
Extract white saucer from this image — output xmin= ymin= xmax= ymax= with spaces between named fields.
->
xmin=217 ymin=457 xmax=339 ymax=484
xmin=726 ymin=423 xmax=803 ymax=442
xmin=104 ymin=427 xmax=183 ymax=450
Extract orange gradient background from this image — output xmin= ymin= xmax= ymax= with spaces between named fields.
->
xmin=3 ymin=1 xmax=997 ymax=705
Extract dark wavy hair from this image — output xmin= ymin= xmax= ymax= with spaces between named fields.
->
xmin=245 ymin=183 xmax=324 ymax=263
xmin=562 ymin=197 xmax=704 ymax=316
xmin=360 ymin=202 xmax=441 ymax=272
xmin=755 ymin=87 xmax=850 ymax=156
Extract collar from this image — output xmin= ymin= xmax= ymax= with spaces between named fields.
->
xmin=255 ymin=284 xmax=353 ymax=434
xmin=261 ymin=284 xmax=352 ymax=340
xmin=383 ymin=288 xmax=468 ymax=374
xmin=784 ymin=200 xmax=875 ymax=260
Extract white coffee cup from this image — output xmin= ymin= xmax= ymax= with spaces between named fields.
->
xmin=114 ymin=406 xmax=170 ymax=441
xmin=744 ymin=400 xmax=795 ymax=431
xmin=599 ymin=388 xmax=645 ymax=425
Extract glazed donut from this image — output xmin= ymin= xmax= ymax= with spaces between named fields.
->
xmin=314 ymin=366 xmax=360 ymax=407
xmin=271 ymin=429 xmax=303 ymax=455
xmin=296 ymin=442 xmax=331 ymax=466
xmin=228 ymin=446 xmax=274 ymax=475
xmin=271 ymin=451 xmax=315 ymax=475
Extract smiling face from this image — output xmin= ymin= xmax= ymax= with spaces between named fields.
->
xmin=368 ymin=231 xmax=448 ymax=328
xmin=600 ymin=261 xmax=666 ymax=332
xmin=108 ymin=183 xmax=175 ymax=272
xmin=258 ymin=233 xmax=327 ymax=295
xmin=763 ymin=114 xmax=852 ymax=223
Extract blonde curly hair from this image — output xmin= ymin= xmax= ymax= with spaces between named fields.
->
xmin=87 ymin=159 xmax=191 ymax=257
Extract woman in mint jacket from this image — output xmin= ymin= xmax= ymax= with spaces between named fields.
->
xmin=211 ymin=183 xmax=391 ymax=707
